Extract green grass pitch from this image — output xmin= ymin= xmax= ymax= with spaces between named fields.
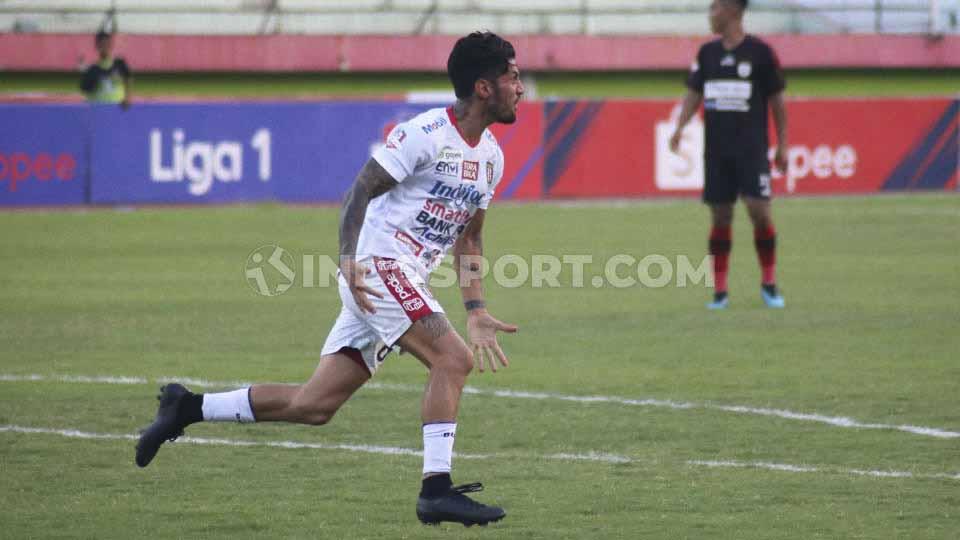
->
xmin=1 ymin=194 xmax=958 ymax=538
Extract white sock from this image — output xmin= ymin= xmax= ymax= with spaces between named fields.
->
xmin=201 ymin=388 xmax=256 ymax=423
xmin=422 ymin=422 xmax=457 ymax=475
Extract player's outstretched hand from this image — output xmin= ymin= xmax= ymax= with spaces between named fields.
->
xmin=466 ymin=310 xmax=518 ymax=374
xmin=341 ymin=258 xmax=383 ymax=314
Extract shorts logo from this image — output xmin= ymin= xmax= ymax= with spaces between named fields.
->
xmin=394 ymin=230 xmax=423 ymax=256
xmin=485 ymin=161 xmax=495 ymax=186
xmin=738 ymin=61 xmax=752 ymax=79
xmin=402 ymin=298 xmax=425 ymax=312
xmin=376 ymin=259 xmax=398 ymax=272
xmin=373 ymin=256 xmax=434 ymax=323
xmin=461 ymin=160 xmax=479 ymax=182
xmin=384 ymin=272 xmax=411 ymax=300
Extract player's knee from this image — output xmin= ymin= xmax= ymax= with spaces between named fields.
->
xmin=438 ymin=348 xmax=473 ymax=378
xmin=293 ymin=399 xmax=339 ymax=426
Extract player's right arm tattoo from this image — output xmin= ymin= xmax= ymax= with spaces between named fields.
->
xmin=339 ymin=159 xmax=399 ymax=259
xmin=418 ymin=313 xmax=453 ymax=340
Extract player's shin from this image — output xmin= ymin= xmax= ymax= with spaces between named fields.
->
xmin=754 ymin=224 xmax=777 ymax=285
xmin=709 ymin=225 xmax=732 ymax=293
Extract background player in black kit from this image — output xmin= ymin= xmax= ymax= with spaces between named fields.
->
xmin=670 ymin=0 xmax=788 ymax=309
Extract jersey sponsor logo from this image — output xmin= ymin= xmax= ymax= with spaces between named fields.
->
xmin=704 ymin=80 xmax=752 ymax=112
xmin=737 ymin=61 xmax=753 ymax=79
xmin=422 ymin=200 xmax=473 ymax=224
xmin=402 ymin=298 xmax=425 ymax=312
xmin=394 ymin=230 xmax=424 ymax=256
xmin=421 ymin=117 xmax=447 ymax=135
xmin=486 ymin=161 xmax=495 ymax=186
xmin=435 ymin=160 xmax=459 ymax=177
xmin=461 ymin=160 xmax=479 ymax=182
xmin=438 ymin=147 xmax=463 ymax=162
xmin=427 ymin=180 xmax=484 ymax=207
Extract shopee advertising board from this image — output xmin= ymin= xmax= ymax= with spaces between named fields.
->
xmin=544 ymin=98 xmax=958 ymax=198
xmin=0 ymin=105 xmax=88 ymax=206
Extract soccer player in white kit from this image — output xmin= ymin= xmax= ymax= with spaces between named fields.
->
xmin=135 ymin=32 xmax=524 ymax=527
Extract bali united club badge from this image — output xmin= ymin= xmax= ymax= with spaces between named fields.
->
xmin=485 ymin=162 xmax=495 ymax=186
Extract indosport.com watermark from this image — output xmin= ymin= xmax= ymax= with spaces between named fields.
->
xmin=244 ymin=244 xmax=714 ymax=297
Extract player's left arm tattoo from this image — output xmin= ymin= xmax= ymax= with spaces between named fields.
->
xmin=770 ymin=92 xmax=788 ymax=146
xmin=339 ymin=159 xmax=399 ymax=260
xmin=453 ymin=209 xmax=486 ymax=311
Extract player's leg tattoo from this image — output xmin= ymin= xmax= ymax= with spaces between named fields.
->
xmin=418 ymin=313 xmax=453 ymax=341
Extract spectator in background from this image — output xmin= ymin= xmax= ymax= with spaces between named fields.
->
xmin=80 ymin=30 xmax=132 ymax=109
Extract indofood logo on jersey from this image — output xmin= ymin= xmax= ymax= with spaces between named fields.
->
xmin=427 ymin=180 xmax=484 ymax=207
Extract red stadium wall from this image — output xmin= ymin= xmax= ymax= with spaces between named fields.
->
xmin=1 ymin=34 xmax=959 ymax=72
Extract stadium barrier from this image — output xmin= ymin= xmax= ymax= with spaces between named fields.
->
xmin=1 ymin=98 xmax=956 ymax=206
xmin=2 ymin=34 xmax=959 ymax=72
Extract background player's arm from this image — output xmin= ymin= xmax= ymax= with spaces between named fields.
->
xmin=338 ymin=158 xmax=398 ymax=313
xmin=669 ymin=90 xmax=704 ymax=153
xmin=454 ymin=210 xmax=517 ymax=373
xmin=770 ymin=91 xmax=788 ymax=173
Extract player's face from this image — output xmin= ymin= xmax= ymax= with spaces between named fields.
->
xmin=709 ymin=0 xmax=739 ymax=34
xmin=487 ymin=60 xmax=524 ymax=124
xmin=96 ymin=36 xmax=114 ymax=58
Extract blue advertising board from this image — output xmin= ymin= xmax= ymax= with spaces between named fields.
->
xmin=0 ymin=104 xmax=89 ymax=206
xmin=89 ymin=102 xmax=435 ymax=204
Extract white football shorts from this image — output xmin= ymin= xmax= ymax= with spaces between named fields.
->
xmin=320 ymin=257 xmax=444 ymax=375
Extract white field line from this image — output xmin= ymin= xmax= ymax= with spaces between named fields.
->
xmin=688 ymin=460 xmax=960 ymax=481
xmin=2 ymin=373 xmax=958 ymax=440
xmin=1 ymin=425 xmax=953 ymax=480
xmin=0 ymin=425 xmax=627 ymax=464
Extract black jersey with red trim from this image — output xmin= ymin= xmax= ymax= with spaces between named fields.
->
xmin=686 ymin=35 xmax=785 ymax=157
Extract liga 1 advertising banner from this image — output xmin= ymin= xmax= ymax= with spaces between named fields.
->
xmin=87 ymin=101 xmax=544 ymax=205
xmin=0 ymin=105 xmax=88 ymax=206
xmin=89 ymin=102 xmax=428 ymax=204
xmin=539 ymin=98 xmax=958 ymax=198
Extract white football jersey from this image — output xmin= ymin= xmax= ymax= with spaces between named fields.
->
xmin=361 ymin=107 xmax=505 ymax=280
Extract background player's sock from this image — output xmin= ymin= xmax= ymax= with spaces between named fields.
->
xmin=201 ymin=388 xmax=256 ymax=423
xmin=709 ymin=226 xmax=732 ymax=294
xmin=422 ymin=422 xmax=457 ymax=477
xmin=754 ymin=225 xmax=777 ymax=285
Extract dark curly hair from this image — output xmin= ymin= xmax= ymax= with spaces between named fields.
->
xmin=447 ymin=32 xmax=516 ymax=99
